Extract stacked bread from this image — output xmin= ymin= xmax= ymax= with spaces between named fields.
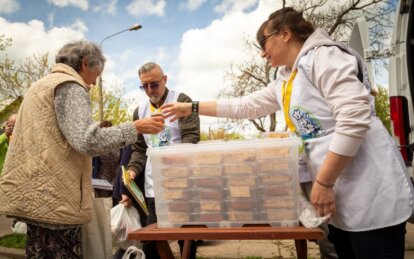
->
xmin=150 ymin=137 xmax=300 ymax=228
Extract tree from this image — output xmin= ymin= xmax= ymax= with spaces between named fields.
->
xmin=220 ymin=40 xmax=278 ymax=132
xmin=221 ymin=0 xmax=395 ymax=132
xmin=374 ymin=86 xmax=391 ymax=134
xmin=0 ymin=35 xmax=50 ymax=122
xmin=89 ymin=83 xmax=132 ymax=125
xmin=0 ymin=35 xmax=131 ymax=125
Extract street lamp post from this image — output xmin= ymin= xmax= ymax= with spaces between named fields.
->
xmin=97 ymin=24 xmax=142 ymax=122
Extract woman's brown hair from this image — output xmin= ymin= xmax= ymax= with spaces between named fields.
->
xmin=257 ymin=7 xmax=314 ymax=46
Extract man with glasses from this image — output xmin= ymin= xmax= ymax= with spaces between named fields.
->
xmin=121 ymin=62 xmax=200 ymax=259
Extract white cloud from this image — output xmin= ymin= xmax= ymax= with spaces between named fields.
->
xmin=93 ymin=0 xmax=117 ymax=15
xmin=180 ymin=0 xmax=207 ymax=12
xmin=47 ymin=0 xmax=88 ymax=11
xmin=70 ymin=18 xmax=88 ymax=34
xmin=126 ymin=0 xmax=166 ymax=18
xmin=175 ymin=0 xmax=280 ymax=103
xmin=214 ymin=0 xmax=258 ymax=14
xmin=0 ymin=17 xmax=84 ymax=64
xmin=0 ymin=0 xmax=19 ymax=14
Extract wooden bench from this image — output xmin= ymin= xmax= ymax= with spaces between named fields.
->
xmin=128 ymin=223 xmax=324 ymax=259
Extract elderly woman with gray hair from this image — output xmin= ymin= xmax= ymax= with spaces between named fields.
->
xmin=0 ymin=40 xmax=164 ymax=258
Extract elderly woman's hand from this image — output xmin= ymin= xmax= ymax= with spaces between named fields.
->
xmin=133 ymin=116 xmax=164 ymax=134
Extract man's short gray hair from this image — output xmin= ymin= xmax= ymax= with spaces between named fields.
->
xmin=138 ymin=62 xmax=164 ymax=76
xmin=55 ymin=40 xmax=106 ymax=72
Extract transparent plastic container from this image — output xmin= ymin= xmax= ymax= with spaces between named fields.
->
xmin=148 ymin=137 xmax=300 ymax=228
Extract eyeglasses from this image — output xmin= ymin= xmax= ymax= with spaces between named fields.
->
xmin=140 ymin=77 xmax=164 ymax=91
xmin=257 ymin=30 xmax=280 ymax=51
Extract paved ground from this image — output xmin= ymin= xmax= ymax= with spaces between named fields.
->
xmin=1 ymin=215 xmax=414 ymax=258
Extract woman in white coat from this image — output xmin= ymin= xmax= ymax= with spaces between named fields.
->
xmin=162 ymin=7 xmax=414 ymax=259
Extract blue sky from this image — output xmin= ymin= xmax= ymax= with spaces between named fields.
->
xmin=0 ymin=0 xmax=393 ymax=130
xmin=1 ymin=0 xmax=283 ymax=129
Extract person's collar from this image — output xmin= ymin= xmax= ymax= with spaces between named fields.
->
xmin=150 ymin=87 xmax=169 ymax=108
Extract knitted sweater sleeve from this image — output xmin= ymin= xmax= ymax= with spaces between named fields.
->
xmin=54 ymin=82 xmax=137 ymax=157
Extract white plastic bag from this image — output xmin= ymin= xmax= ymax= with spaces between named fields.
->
xmin=298 ymin=196 xmax=330 ymax=228
xmin=11 ymin=221 xmax=27 ymax=234
xmin=121 ymin=245 xmax=145 ymax=259
xmin=82 ymin=197 xmax=113 ymax=259
xmin=111 ymin=204 xmax=142 ymax=249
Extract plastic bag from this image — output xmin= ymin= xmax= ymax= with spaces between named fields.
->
xmin=121 ymin=245 xmax=146 ymax=259
xmin=111 ymin=204 xmax=142 ymax=249
xmin=298 ymin=196 xmax=330 ymax=228
xmin=11 ymin=221 xmax=27 ymax=234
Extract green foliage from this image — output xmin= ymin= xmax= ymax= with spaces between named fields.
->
xmin=0 ymin=36 xmax=131 ymax=125
xmin=201 ymin=128 xmax=244 ymax=141
xmin=89 ymin=84 xmax=132 ymax=125
xmin=374 ymin=86 xmax=391 ymax=134
xmin=0 ymin=234 xmax=26 ymax=249
xmin=0 ymin=35 xmax=12 ymax=51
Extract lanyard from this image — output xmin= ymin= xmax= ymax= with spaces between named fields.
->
xmin=282 ymin=69 xmax=298 ymax=133
xmin=149 ymin=104 xmax=161 ymax=113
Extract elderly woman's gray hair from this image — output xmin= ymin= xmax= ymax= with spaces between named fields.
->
xmin=55 ymin=40 xmax=106 ymax=72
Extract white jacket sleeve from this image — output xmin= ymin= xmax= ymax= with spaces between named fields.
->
xmin=311 ymin=46 xmax=371 ymax=156
xmin=216 ymin=81 xmax=281 ymax=119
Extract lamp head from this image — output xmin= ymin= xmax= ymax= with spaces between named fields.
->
xmin=129 ymin=24 xmax=142 ymax=31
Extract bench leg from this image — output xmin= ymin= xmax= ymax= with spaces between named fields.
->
xmin=156 ymin=240 xmax=175 ymax=259
xmin=294 ymin=239 xmax=308 ymax=259
xmin=181 ymin=240 xmax=190 ymax=259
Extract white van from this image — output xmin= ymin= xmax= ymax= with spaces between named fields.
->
xmin=349 ymin=0 xmax=413 ymax=174
xmin=389 ymin=0 xmax=413 ymax=171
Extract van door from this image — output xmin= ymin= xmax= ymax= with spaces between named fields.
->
xmin=348 ymin=18 xmax=375 ymax=86
xmin=389 ymin=0 xmax=413 ymax=167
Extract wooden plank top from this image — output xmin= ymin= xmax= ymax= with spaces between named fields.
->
xmin=128 ymin=223 xmax=324 ymax=241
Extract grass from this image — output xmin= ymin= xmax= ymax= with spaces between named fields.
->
xmin=0 ymin=234 xmax=26 ymax=249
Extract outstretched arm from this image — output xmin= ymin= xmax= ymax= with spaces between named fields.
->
xmin=161 ymin=101 xmax=218 ymax=122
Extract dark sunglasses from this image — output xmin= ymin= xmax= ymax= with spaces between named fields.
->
xmin=257 ymin=30 xmax=280 ymax=51
xmin=140 ymin=78 xmax=163 ymax=91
